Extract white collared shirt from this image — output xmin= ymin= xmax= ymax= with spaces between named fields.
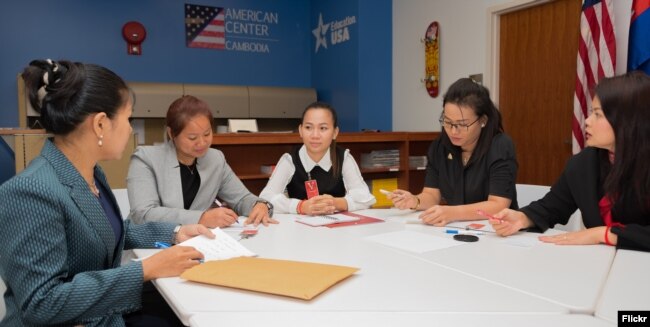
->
xmin=259 ymin=146 xmax=376 ymax=214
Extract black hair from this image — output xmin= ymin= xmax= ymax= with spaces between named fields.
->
xmin=596 ymin=71 xmax=650 ymax=210
xmin=440 ymin=78 xmax=504 ymax=162
xmin=166 ymin=95 xmax=214 ymax=139
xmin=301 ymin=101 xmax=340 ymax=179
xmin=22 ymin=59 xmax=129 ymax=135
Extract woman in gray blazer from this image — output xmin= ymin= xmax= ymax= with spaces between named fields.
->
xmin=0 ymin=59 xmax=213 ymax=326
xmin=127 ymin=95 xmax=277 ymax=227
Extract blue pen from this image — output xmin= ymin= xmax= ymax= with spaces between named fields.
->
xmin=445 ymin=229 xmax=484 ymax=235
xmin=154 ymin=241 xmax=171 ymax=249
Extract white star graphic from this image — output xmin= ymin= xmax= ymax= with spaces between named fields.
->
xmin=312 ymin=13 xmax=329 ymax=53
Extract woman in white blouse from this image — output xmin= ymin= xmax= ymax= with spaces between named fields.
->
xmin=260 ymin=102 xmax=376 ymax=215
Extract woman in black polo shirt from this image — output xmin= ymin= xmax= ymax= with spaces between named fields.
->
xmin=389 ymin=78 xmax=518 ymax=226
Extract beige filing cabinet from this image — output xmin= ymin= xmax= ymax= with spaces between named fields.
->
xmin=2 ymin=129 xmax=136 ymax=188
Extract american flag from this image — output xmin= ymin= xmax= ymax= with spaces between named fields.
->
xmin=573 ymin=0 xmax=616 ymax=154
xmin=185 ymin=4 xmax=225 ymax=49
xmin=628 ymin=0 xmax=650 ymax=73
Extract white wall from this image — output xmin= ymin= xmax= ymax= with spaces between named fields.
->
xmin=614 ymin=0 xmax=633 ymax=74
xmin=393 ymin=0 xmax=633 ymax=132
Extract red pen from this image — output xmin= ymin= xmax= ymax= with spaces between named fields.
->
xmin=476 ymin=209 xmax=503 ymax=223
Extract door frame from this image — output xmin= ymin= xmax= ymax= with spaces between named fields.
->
xmin=485 ymin=0 xmax=554 ymax=105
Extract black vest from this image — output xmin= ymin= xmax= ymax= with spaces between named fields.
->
xmin=286 ymin=146 xmax=346 ymax=199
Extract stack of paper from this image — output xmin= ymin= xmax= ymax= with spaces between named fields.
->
xmin=360 ymin=149 xmax=400 ymax=169
xmin=179 ymin=228 xmax=256 ymax=261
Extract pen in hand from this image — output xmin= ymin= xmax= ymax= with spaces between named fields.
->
xmin=210 ymin=198 xmax=239 ymax=227
xmin=154 ymin=241 xmax=171 ymax=249
xmin=476 ymin=209 xmax=503 ymax=223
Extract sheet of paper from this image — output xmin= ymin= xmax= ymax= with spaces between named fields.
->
xmin=446 ymin=220 xmax=496 ymax=233
xmin=364 ymin=230 xmax=462 ymax=253
xmin=179 ymin=228 xmax=256 ymax=261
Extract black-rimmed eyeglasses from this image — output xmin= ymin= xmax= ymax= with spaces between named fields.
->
xmin=438 ymin=117 xmax=480 ymax=132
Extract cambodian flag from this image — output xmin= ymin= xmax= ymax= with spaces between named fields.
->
xmin=628 ymin=0 xmax=650 ymax=73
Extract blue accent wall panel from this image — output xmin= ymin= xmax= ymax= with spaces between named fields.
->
xmin=310 ymin=0 xmax=360 ymax=132
xmin=358 ymin=0 xmax=392 ymax=132
xmin=310 ymin=0 xmax=392 ymax=132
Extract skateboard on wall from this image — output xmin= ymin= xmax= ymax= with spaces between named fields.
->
xmin=423 ymin=21 xmax=440 ymax=98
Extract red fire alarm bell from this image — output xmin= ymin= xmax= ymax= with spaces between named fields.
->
xmin=122 ymin=21 xmax=146 ymax=55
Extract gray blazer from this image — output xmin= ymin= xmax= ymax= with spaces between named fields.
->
xmin=0 ymin=140 xmax=176 ymax=326
xmin=127 ymin=141 xmax=260 ymax=225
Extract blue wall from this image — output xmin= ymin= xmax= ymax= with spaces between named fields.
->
xmin=310 ymin=0 xmax=391 ymax=132
xmin=358 ymin=0 xmax=392 ymax=132
xmin=0 ymin=0 xmax=312 ymax=183
xmin=310 ymin=0 xmax=359 ymax=131
xmin=0 ymin=0 xmax=392 ymax=184
xmin=0 ymin=0 xmax=311 ymax=120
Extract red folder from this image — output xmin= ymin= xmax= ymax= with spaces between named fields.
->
xmin=325 ymin=211 xmax=385 ymax=228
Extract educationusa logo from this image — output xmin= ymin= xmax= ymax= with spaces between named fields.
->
xmin=619 ymin=311 xmax=650 ymax=326
xmin=312 ymin=13 xmax=356 ymax=53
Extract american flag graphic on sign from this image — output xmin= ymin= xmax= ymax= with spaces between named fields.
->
xmin=185 ymin=4 xmax=225 ymax=49
xmin=572 ymin=0 xmax=616 ymax=154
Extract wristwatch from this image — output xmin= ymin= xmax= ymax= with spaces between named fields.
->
xmin=172 ymin=224 xmax=182 ymax=244
xmin=256 ymin=199 xmax=274 ymax=217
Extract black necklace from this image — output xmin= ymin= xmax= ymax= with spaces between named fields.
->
xmin=180 ymin=161 xmax=197 ymax=174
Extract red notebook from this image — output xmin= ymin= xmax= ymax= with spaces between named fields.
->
xmin=325 ymin=211 xmax=385 ymax=228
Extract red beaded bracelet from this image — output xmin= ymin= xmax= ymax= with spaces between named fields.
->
xmin=604 ymin=226 xmax=614 ymax=246
xmin=297 ymin=200 xmax=305 ymax=215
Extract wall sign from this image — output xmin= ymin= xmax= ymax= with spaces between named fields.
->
xmin=185 ymin=4 xmax=279 ymax=53
xmin=312 ymin=12 xmax=356 ymax=53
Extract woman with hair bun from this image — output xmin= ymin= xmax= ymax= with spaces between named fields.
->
xmin=0 ymin=59 xmax=213 ymax=326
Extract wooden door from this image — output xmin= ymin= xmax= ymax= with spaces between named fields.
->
xmin=498 ymin=0 xmax=581 ymax=185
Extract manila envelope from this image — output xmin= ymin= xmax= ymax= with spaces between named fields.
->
xmin=180 ymin=257 xmax=359 ymax=300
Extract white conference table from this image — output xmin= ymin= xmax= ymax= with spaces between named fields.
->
xmin=134 ymin=210 xmax=620 ymax=326
xmin=595 ymin=249 xmax=650 ymax=324
xmin=347 ymin=209 xmax=616 ymax=314
xmin=189 ymin=312 xmax=613 ymax=327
